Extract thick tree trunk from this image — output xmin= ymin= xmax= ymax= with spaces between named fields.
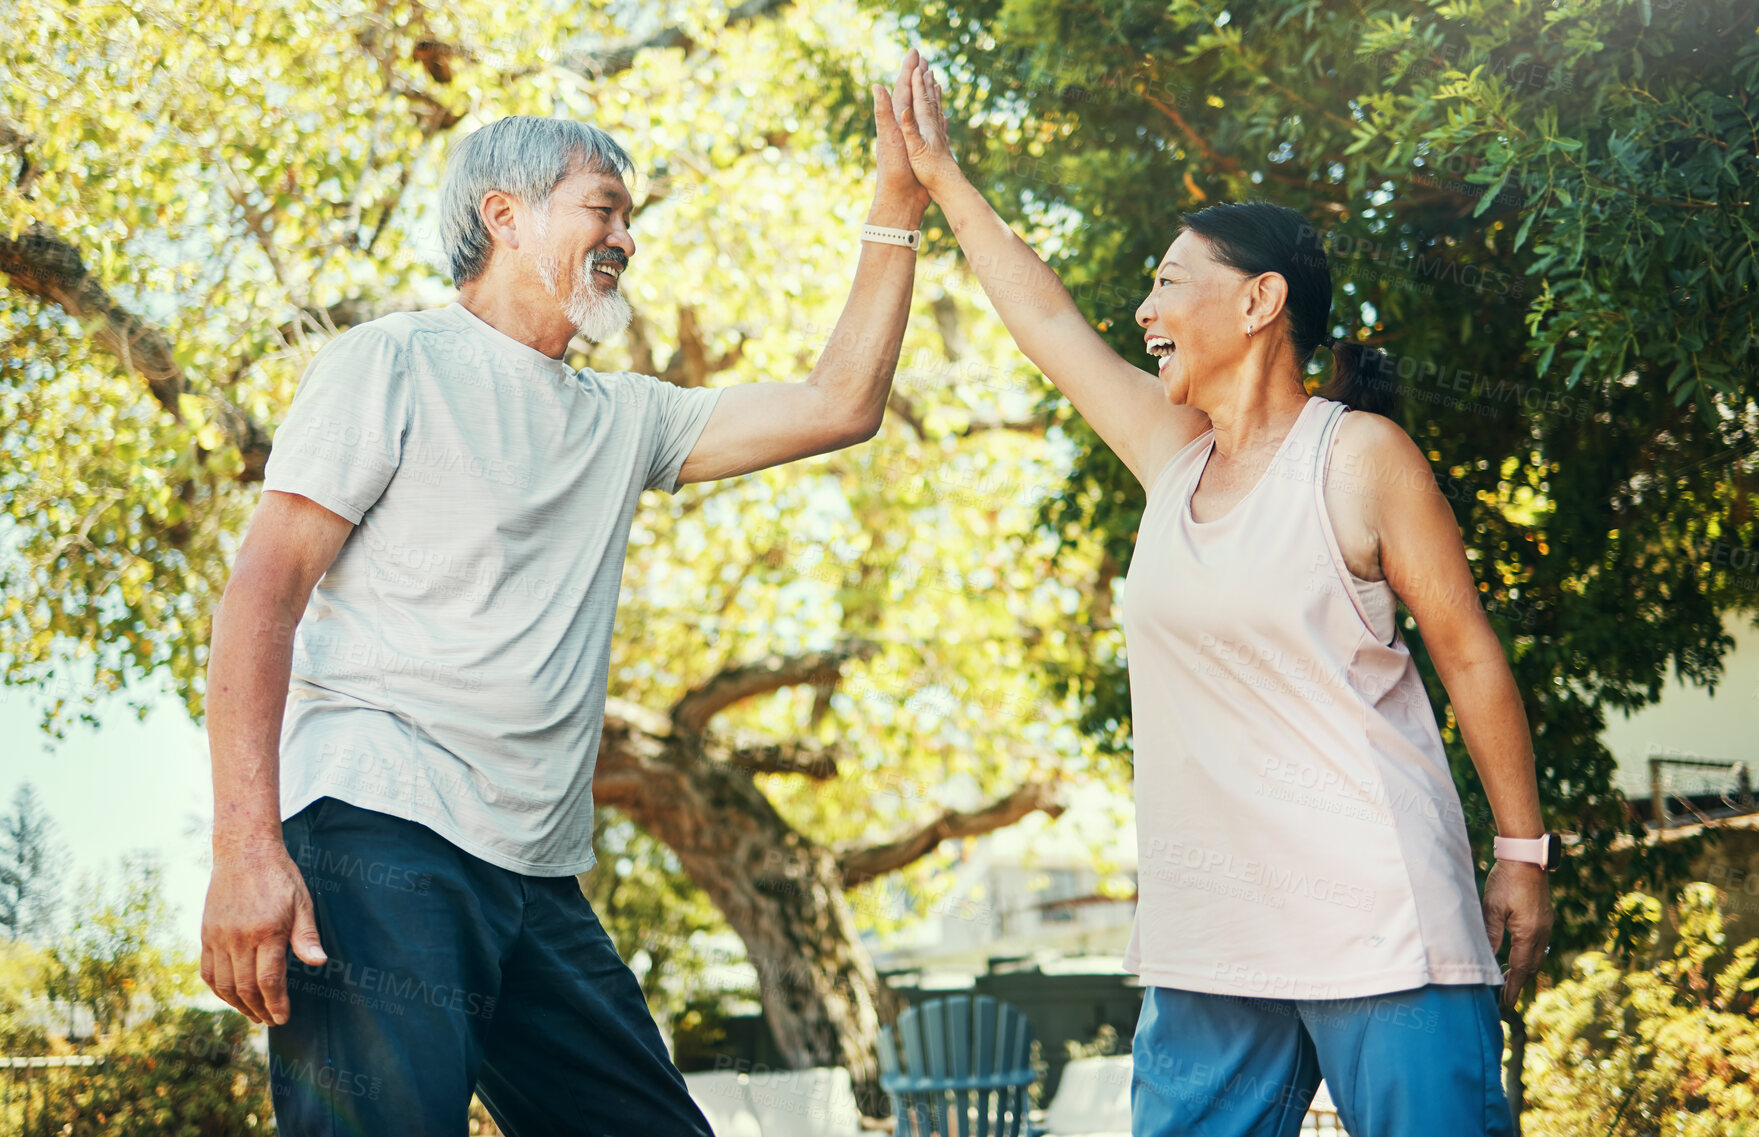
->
xmin=593 ymin=702 xmax=902 ymax=1109
xmin=593 ymin=646 xmax=1063 ymax=1116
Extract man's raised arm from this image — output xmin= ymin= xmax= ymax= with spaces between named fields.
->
xmin=674 ymin=51 xmax=932 ymax=484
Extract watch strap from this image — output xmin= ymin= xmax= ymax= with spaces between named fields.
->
xmin=860 ymin=223 xmax=921 ymax=250
xmin=1493 ymin=833 xmax=1561 ymax=871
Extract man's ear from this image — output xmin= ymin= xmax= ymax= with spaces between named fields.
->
xmin=480 ymin=189 xmax=522 ymax=251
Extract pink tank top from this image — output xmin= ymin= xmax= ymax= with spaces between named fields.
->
xmin=1120 ymin=396 xmax=1503 ymax=999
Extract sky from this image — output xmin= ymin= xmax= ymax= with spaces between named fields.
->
xmin=1 ymin=683 xmax=215 ymax=952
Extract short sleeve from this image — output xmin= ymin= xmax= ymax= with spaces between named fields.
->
xmin=634 ymin=373 xmax=724 ymax=493
xmin=262 ymin=325 xmax=408 ymax=524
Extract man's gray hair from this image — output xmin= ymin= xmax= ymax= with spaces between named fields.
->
xmin=440 ymin=115 xmax=636 ymax=284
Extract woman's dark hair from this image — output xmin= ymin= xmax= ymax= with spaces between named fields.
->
xmin=1178 ymin=200 xmax=1400 ymax=418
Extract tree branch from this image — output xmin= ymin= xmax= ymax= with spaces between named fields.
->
xmin=961 ymin=411 xmax=1050 ymax=437
xmin=930 ymin=292 xmax=969 ymax=361
xmin=886 ymin=390 xmax=927 ymax=438
xmin=0 ymin=115 xmax=39 ymax=194
xmin=559 ymin=0 xmax=794 ymax=79
xmin=625 ymin=307 xmax=663 ymax=377
xmin=280 ymin=296 xmax=421 ymax=342
xmin=1142 ymin=92 xmax=1248 ymax=180
xmin=592 ymin=697 xmax=679 ymax=811
xmin=1140 ymin=92 xmax=1317 ymax=193
xmin=837 ymin=779 xmax=1067 ymax=887
xmin=721 ymin=739 xmax=845 ymax=779
xmin=0 ymin=223 xmax=273 ymax=480
xmin=1090 ymin=551 xmax=1121 ymax=632
xmin=671 ymin=640 xmax=878 ymax=736
xmin=659 ymin=305 xmax=746 ymax=387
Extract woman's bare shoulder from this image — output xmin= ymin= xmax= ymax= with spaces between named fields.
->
xmin=1324 ymin=409 xmax=1434 ymax=579
xmin=1330 ymin=409 xmax=1431 ymax=497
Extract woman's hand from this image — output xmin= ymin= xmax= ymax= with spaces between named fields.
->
xmin=1483 ymin=859 xmax=1555 ymax=1008
xmin=870 ymin=49 xmax=930 ymax=223
xmin=888 ymin=53 xmax=965 ymax=198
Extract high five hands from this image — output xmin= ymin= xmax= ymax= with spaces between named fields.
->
xmin=869 ymin=49 xmax=932 ymax=220
xmin=871 ymin=49 xmax=965 ymax=205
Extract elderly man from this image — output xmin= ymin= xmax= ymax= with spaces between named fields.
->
xmin=200 ymin=55 xmax=931 ymax=1135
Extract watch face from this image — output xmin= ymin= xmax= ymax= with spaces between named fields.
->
xmin=1543 ymin=834 xmax=1562 ymax=871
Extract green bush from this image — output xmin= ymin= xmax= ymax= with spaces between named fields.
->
xmin=11 ymin=1008 xmax=270 ymax=1137
xmin=1524 ymin=883 xmax=1759 ymax=1136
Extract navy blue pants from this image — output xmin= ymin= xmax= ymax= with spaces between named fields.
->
xmin=268 ymin=797 xmax=714 ymax=1137
xmin=1131 ymin=984 xmax=1516 ymax=1136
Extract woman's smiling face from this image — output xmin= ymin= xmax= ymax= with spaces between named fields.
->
xmin=1134 ymin=229 xmax=1255 ymax=406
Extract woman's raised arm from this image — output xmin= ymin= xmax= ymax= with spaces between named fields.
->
xmin=889 ymin=59 xmax=1204 ymax=485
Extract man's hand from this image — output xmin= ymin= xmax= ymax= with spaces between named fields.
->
xmin=1483 ymin=858 xmax=1554 ymax=1009
xmin=870 ymin=49 xmax=932 ymax=221
xmin=201 ymin=838 xmax=327 ymax=1025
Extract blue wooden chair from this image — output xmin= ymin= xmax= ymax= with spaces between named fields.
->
xmin=877 ymin=994 xmax=1037 ymax=1137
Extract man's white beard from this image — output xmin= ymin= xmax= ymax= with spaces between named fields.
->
xmin=531 ymin=225 xmax=632 ymax=343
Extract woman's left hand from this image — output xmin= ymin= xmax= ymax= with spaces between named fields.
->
xmin=1483 ymin=859 xmax=1555 ymax=1008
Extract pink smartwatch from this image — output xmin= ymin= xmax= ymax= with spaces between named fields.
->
xmin=1493 ymin=833 xmax=1563 ymax=871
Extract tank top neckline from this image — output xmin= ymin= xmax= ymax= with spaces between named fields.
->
xmin=1184 ymin=396 xmax=1322 ymax=527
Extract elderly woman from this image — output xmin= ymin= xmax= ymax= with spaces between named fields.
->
xmin=883 ymin=58 xmax=1554 ymax=1137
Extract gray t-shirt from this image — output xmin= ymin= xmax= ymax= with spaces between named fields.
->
xmin=261 ymin=301 xmax=722 ymax=875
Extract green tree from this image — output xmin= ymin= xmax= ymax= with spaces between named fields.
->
xmin=0 ymin=935 xmax=53 ymax=1055
xmin=874 ymin=0 xmax=1758 ymax=967
xmin=44 ymin=856 xmax=193 ymax=1037
xmin=0 ymin=782 xmax=62 ymax=941
xmin=1 ymin=0 xmax=1100 ymax=1097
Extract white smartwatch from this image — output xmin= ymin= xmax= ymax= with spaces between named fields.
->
xmin=860 ymin=223 xmax=922 ymax=250
xmin=1493 ymin=833 xmax=1562 ymax=871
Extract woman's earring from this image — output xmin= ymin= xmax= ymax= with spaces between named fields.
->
xmin=1246 ymin=325 xmax=1254 ymax=338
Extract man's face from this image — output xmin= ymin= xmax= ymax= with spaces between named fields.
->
xmin=524 ymin=164 xmax=636 ymax=342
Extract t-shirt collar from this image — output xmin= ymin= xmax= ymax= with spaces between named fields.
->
xmin=446 ymin=301 xmax=575 ymax=377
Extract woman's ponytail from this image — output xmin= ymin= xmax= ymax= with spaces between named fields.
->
xmin=1319 ymin=338 xmax=1401 ymax=418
